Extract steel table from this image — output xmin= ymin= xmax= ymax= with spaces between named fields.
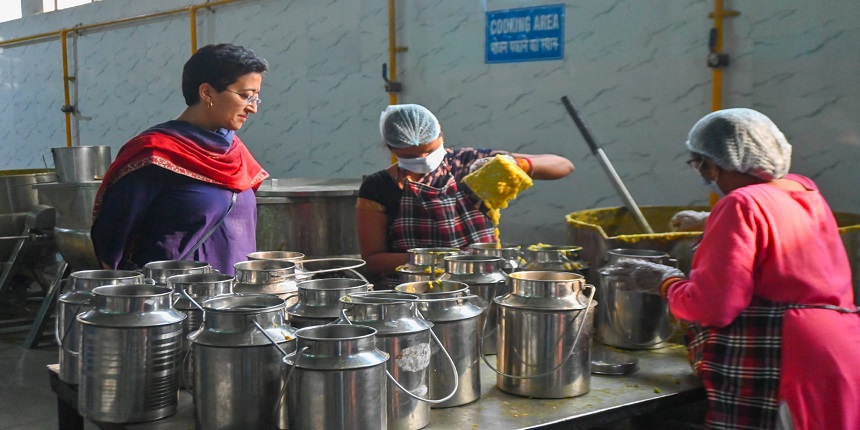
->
xmin=49 ymin=344 xmax=704 ymax=429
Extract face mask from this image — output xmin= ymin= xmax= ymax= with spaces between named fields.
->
xmin=708 ymin=180 xmax=725 ymax=197
xmin=397 ymin=144 xmax=446 ymax=174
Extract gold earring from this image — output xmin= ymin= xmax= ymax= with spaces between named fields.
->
xmin=208 ymin=102 xmax=212 ymax=109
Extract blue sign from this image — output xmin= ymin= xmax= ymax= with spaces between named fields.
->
xmin=486 ymin=4 xmax=565 ymax=64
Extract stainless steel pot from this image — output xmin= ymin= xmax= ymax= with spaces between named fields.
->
xmin=188 ymin=293 xmax=296 ymax=430
xmin=77 ymin=284 xmax=186 ymax=423
xmin=283 ymin=324 xmax=389 ymax=429
xmin=255 ymin=178 xmax=361 ymax=258
xmin=56 ymin=269 xmax=145 ymax=385
xmin=467 ymin=243 xmax=523 ymax=273
xmin=522 ymin=244 xmax=589 ymax=276
xmin=50 ymin=145 xmax=111 ymax=183
xmin=233 ymin=259 xmax=298 ymax=300
xmin=33 ymin=181 xmax=101 ymax=270
xmin=142 ymin=260 xmax=212 ymax=286
xmin=395 ymin=280 xmax=483 ymax=408
xmin=247 ymin=250 xmax=305 ymax=264
xmin=0 ymin=169 xmax=57 ymax=262
xmin=439 ymin=255 xmax=507 ymax=355
xmin=493 ymin=271 xmax=596 ymax=398
xmin=597 ymin=248 xmax=676 ymax=350
xmin=285 ymin=278 xmax=370 ymax=328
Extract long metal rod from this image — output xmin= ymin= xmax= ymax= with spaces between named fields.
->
xmin=560 ymin=96 xmax=654 ymax=234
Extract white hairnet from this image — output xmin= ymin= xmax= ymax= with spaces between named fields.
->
xmin=379 ymin=104 xmax=441 ymax=148
xmin=685 ymin=108 xmax=792 ymax=180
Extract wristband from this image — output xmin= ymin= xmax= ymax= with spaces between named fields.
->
xmin=516 ymin=157 xmax=534 ymax=176
xmin=659 ymin=277 xmax=684 ymax=297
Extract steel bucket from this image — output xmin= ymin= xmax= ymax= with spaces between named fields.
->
xmin=522 ymin=244 xmax=589 ymax=277
xmin=439 ymin=255 xmax=507 ymax=355
xmin=467 ymin=243 xmax=523 ymax=273
xmin=395 ymin=280 xmax=483 ymax=408
xmin=142 ymin=260 xmax=212 ymax=286
xmin=341 ymin=291 xmax=449 ymax=430
xmin=283 ymin=324 xmax=389 ymax=429
xmin=493 ymin=271 xmax=597 ymax=398
xmin=50 ymin=145 xmax=111 ymax=183
xmin=597 ymin=249 xmax=676 ymax=350
xmin=188 ymin=293 xmax=296 ymax=430
xmin=248 ymin=250 xmax=305 ymax=264
xmin=285 ymin=278 xmax=370 ymax=328
xmin=167 ymin=273 xmax=234 ymax=389
xmin=233 ymin=259 xmax=298 ymax=300
xmin=77 ymin=284 xmax=186 ymax=423
xmin=56 ymin=269 xmax=145 ymax=385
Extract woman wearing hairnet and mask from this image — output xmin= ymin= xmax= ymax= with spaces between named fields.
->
xmin=356 ymin=104 xmax=574 ymax=287
xmin=620 ymin=108 xmax=860 ymax=429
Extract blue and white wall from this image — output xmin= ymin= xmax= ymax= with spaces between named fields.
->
xmin=0 ymin=0 xmax=857 ymax=244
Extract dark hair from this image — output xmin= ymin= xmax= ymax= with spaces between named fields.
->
xmin=181 ymin=43 xmax=269 ymax=106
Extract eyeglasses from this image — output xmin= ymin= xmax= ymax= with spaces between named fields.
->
xmin=685 ymin=158 xmax=705 ymax=171
xmin=225 ymin=89 xmax=261 ymax=105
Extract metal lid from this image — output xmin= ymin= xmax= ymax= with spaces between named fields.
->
xmin=255 ymin=178 xmax=361 ymax=197
xmin=591 ymin=349 xmax=639 ymax=375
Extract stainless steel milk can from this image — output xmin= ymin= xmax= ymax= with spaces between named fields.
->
xmin=597 ymin=248 xmax=676 ymax=349
xmin=283 ymin=324 xmax=390 ymax=430
xmin=467 ymin=243 xmax=523 ymax=273
xmin=522 ymin=244 xmax=589 ymax=276
xmin=439 ymin=255 xmax=507 ymax=354
xmin=188 ymin=293 xmax=297 ymax=430
xmin=493 ymin=271 xmax=597 ymax=398
xmin=167 ymin=272 xmax=234 ymax=388
xmin=396 ymin=248 xmax=460 ymax=284
xmin=142 ymin=259 xmax=211 ymax=286
xmin=77 ymin=284 xmax=186 ymax=423
xmin=285 ymin=278 xmax=370 ymax=328
xmin=340 ymin=291 xmax=443 ymax=430
xmin=57 ymin=269 xmax=145 ymax=385
xmin=395 ymin=280 xmax=483 ymax=408
xmin=233 ymin=259 xmax=298 ymax=300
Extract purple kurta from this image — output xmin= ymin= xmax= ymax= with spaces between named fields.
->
xmin=91 ymin=165 xmax=257 ymax=274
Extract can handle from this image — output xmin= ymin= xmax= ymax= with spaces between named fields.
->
xmin=384 ymin=324 xmax=460 ymax=404
xmin=480 ymin=284 xmax=596 ymax=380
xmin=57 ymin=302 xmax=86 ymax=357
xmin=251 ymin=320 xmax=290 ymax=357
xmin=277 ymin=345 xmax=310 ymax=427
xmin=179 ymin=287 xmax=205 ymax=312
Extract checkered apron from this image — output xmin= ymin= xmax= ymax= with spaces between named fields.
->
xmin=686 ymin=297 xmax=785 ymax=430
xmin=390 ymin=173 xmax=495 ymax=252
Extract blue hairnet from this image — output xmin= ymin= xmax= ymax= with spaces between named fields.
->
xmin=685 ymin=108 xmax=792 ymax=180
xmin=379 ymin=104 xmax=441 ymax=148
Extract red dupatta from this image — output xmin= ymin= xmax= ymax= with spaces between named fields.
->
xmin=93 ymin=128 xmax=268 ymax=218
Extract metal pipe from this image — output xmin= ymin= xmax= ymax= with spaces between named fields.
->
xmin=387 ymin=0 xmax=398 ymax=106
xmin=708 ymin=0 xmax=739 ymax=111
xmin=561 ymin=96 xmax=654 ymax=234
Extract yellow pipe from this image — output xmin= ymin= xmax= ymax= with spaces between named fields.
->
xmin=60 ymin=28 xmax=73 ymax=147
xmin=708 ymin=0 xmax=738 ymax=206
xmin=388 ymin=0 xmax=398 ymax=106
xmin=0 ymin=30 xmax=61 ymax=48
xmin=190 ymin=7 xmax=198 ymax=54
xmin=708 ymin=0 xmax=739 ymax=112
xmin=189 ymin=0 xmax=245 ymax=54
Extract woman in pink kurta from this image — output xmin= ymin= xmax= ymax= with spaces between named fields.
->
xmin=627 ymin=108 xmax=860 ymax=429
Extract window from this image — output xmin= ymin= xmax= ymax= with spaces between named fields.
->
xmin=0 ymin=1 xmax=22 ymax=23
xmin=43 ymin=0 xmax=98 ymax=12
